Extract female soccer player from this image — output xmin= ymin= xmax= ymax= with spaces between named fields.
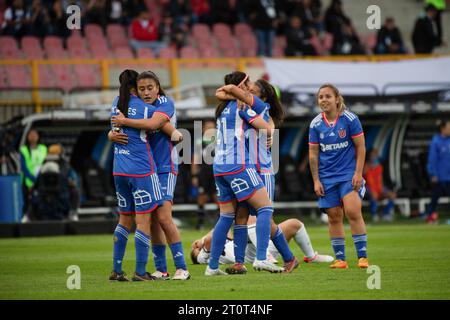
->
xmin=111 ymin=71 xmax=190 ymax=280
xmin=308 ymin=83 xmax=369 ymax=269
xmin=215 ymin=79 xmax=300 ymax=275
xmin=206 ymin=71 xmax=284 ymax=276
xmin=109 ymin=69 xmax=164 ymax=281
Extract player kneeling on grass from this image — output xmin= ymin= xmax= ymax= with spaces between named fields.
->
xmin=190 ymin=216 xmax=333 ymax=269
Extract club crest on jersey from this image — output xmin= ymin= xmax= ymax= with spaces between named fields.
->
xmin=247 ymin=109 xmax=257 ymax=117
xmin=338 ymin=129 xmax=346 ymax=138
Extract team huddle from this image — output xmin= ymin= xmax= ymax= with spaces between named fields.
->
xmin=108 ymin=69 xmax=369 ymax=281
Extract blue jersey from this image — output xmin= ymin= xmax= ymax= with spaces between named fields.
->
xmin=308 ymin=110 xmax=364 ymax=184
xmin=245 ymin=96 xmax=273 ymax=173
xmin=112 ymin=95 xmax=156 ymax=176
xmin=213 ymin=97 xmax=264 ymax=176
xmin=147 ymin=95 xmax=178 ymax=174
xmin=427 ymin=133 xmax=450 ymax=182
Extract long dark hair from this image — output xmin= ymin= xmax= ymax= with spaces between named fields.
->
xmin=118 ymin=69 xmax=138 ymax=117
xmin=215 ymin=71 xmax=248 ymax=120
xmin=255 ymin=79 xmax=285 ymax=126
xmin=137 ymin=71 xmax=166 ymax=96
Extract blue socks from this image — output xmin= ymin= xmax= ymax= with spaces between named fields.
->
xmin=209 ymin=213 xmax=235 ymax=269
xmin=352 ymin=234 xmax=368 ymax=258
xmin=134 ymin=229 xmax=150 ymax=276
xmin=113 ymin=224 xmax=129 ymax=273
xmin=256 ymin=206 xmax=273 ymax=261
xmin=170 ymin=242 xmax=187 ymax=270
xmin=152 ymin=244 xmax=167 ymax=273
xmin=383 ymin=200 xmax=394 ymax=216
xmin=271 ymin=227 xmax=294 ymax=262
xmin=234 ymin=224 xmax=248 ymax=264
xmin=331 ymin=237 xmax=346 ymax=261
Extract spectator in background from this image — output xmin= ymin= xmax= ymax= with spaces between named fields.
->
xmin=324 ymin=0 xmax=350 ymax=39
xmin=165 ymin=0 xmax=192 ymax=28
xmin=246 ymin=0 xmax=279 ymax=57
xmin=375 ymin=17 xmax=406 ymax=55
xmin=85 ymin=0 xmax=107 ymax=29
xmin=210 ymin=0 xmax=239 ymax=26
xmin=189 ymin=0 xmax=211 ymax=25
xmin=30 ymin=144 xmax=72 ymax=221
xmin=285 ymin=15 xmax=317 ymax=56
xmin=191 ymin=120 xmax=218 ymax=230
xmin=20 ymin=128 xmax=47 ymax=222
xmin=122 ymin=0 xmax=146 ymax=24
xmin=284 ymin=0 xmax=323 ymax=33
xmin=48 ymin=0 xmax=70 ymax=38
xmin=27 ymin=0 xmax=51 ymax=38
xmin=129 ymin=11 xmax=164 ymax=56
xmin=425 ymin=0 xmax=446 ymax=47
xmin=363 ymin=148 xmax=397 ymax=222
xmin=424 ymin=119 xmax=450 ymax=224
xmin=331 ymin=21 xmax=365 ymax=55
xmin=1 ymin=0 xmax=28 ymax=38
xmin=412 ymin=4 xmax=440 ymax=54
xmin=106 ymin=0 xmax=127 ymax=25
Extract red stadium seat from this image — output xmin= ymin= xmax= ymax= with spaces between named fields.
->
xmin=90 ymin=44 xmax=111 ymax=59
xmin=234 ymin=23 xmax=252 ymax=36
xmin=74 ymin=64 xmax=101 ymax=88
xmin=85 ymin=24 xmax=104 ymax=38
xmin=107 ymin=24 xmax=129 ymax=49
xmin=114 ymin=47 xmax=134 ymax=59
xmin=0 ymin=36 xmax=21 ymax=59
xmin=21 ymin=36 xmax=44 ymax=59
xmin=136 ymin=48 xmax=155 ymax=59
xmin=192 ymin=23 xmax=211 ymax=41
xmin=38 ymin=65 xmax=55 ymax=88
xmin=212 ymin=23 xmax=232 ymax=37
xmin=67 ymin=35 xmax=86 ymax=50
xmin=364 ymin=32 xmax=377 ymax=54
xmin=322 ymin=32 xmax=334 ymax=52
xmin=5 ymin=65 xmax=31 ymax=88
xmin=44 ymin=36 xmax=63 ymax=49
xmin=180 ymin=46 xmax=202 ymax=67
xmin=68 ymin=46 xmax=91 ymax=59
xmin=159 ymin=47 xmax=177 ymax=59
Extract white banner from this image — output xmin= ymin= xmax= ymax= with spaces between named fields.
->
xmin=264 ymin=56 xmax=450 ymax=96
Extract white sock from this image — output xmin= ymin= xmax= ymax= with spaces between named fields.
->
xmin=294 ymin=224 xmax=315 ymax=259
xmin=247 ymin=224 xmax=257 ymax=246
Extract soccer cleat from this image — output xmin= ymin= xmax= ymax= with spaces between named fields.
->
xmin=253 ymin=259 xmax=285 ymax=273
xmin=205 ymin=266 xmax=227 ymax=276
xmin=426 ymin=212 xmax=439 ymax=224
xmin=151 ymin=270 xmax=171 ymax=280
xmin=225 ymin=263 xmax=248 ymax=275
xmin=109 ymin=271 xmax=130 ymax=281
xmin=303 ymin=252 xmax=334 ymax=263
xmin=329 ymin=260 xmax=349 ymax=269
xmin=172 ymin=269 xmax=191 ymax=280
xmin=132 ymin=272 xmax=156 ymax=281
xmin=357 ymin=257 xmax=369 ymax=269
xmin=283 ymin=257 xmax=299 ymax=273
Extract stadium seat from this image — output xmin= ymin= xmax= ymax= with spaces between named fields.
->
xmin=212 ymin=23 xmax=232 ymax=38
xmin=5 ymin=65 xmax=31 ymax=88
xmin=74 ymin=65 xmax=101 ymax=88
xmin=43 ymin=36 xmax=64 ymax=49
xmin=114 ymin=47 xmax=134 ymax=59
xmin=192 ymin=23 xmax=211 ymax=39
xmin=159 ymin=47 xmax=177 ymax=59
xmin=364 ymin=32 xmax=377 ymax=54
xmin=233 ymin=23 xmax=253 ymax=36
xmin=136 ymin=47 xmax=155 ymax=59
xmin=322 ymin=32 xmax=334 ymax=53
xmin=67 ymin=35 xmax=86 ymax=50
xmin=21 ymin=36 xmax=44 ymax=59
xmin=106 ymin=24 xmax=128 ymax=49
xmin=85 ymin=24 xmax=104 ymax=39
xmin=90 ymin=44 xmax=111 ymax=59
xmin=0 ymin=36 xmax=21 ymax=59
xmin=37 ymin=65 xmax=55 ymax=88
xmin=310 ymin=35 xmax=325 ymax=56
xmin=180 ymin=46 xmax=202 ymax=68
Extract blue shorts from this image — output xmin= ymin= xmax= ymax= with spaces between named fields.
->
xmin=158 ymin=172 xmax=177 ymax=202
xmin=318 ymin=179 xmax=366 ymax=209
xmin=215 ymin=167 xmax=264 ymax=203
xmin=246 ymin=172 xmax=275 ymax=216
xmin=114 ymin=174 xmax=163 ymax=214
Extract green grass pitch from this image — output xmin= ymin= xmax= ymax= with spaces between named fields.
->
xmin=1 ymin=223 xmax=449 ymax=300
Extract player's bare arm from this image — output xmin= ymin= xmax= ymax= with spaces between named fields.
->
xmin=352 ymin=134 xmax=366 ymax=191
xmin=309 ymin=143 xmax=324 ymax=196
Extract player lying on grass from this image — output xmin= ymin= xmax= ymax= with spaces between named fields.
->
xmin=190 ymin=215 xmax=333 ymax=267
